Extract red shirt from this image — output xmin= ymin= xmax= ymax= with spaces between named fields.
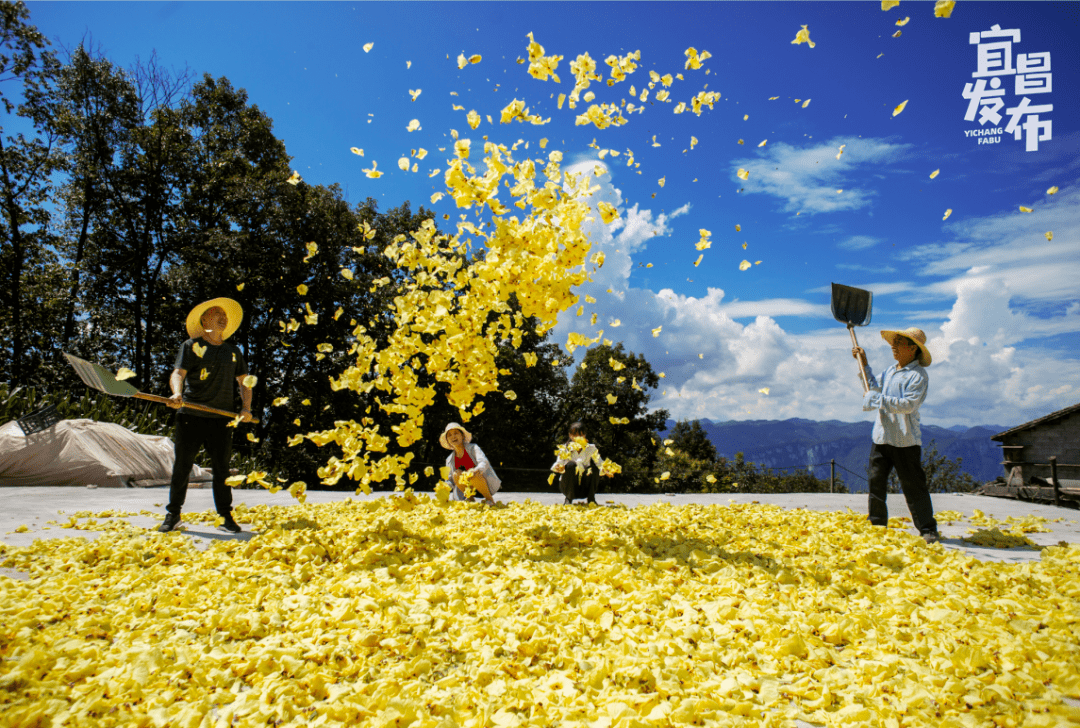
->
xmin=454 ymin=449 xmax=476 ymax=471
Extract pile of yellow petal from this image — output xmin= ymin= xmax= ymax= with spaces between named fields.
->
xmin=3 ymin=498 xmax=1079 ymax=727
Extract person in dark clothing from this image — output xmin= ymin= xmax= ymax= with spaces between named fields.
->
xmin=158 ymin=298 xmax=253 ymax=534
xmin=551 ymin=422 xmax=608 ymax=505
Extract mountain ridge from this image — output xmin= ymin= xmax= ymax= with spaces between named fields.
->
xmin=660 ymin=418 xmax=1011 ymax=492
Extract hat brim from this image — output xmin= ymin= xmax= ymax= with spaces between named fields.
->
xmin=881 ymin=329 xmax=932 ymax=367
xmin=186 ymin=298 xmax=244 ymax=340
xmin=439 ymin=424 xmax=473 ymax=449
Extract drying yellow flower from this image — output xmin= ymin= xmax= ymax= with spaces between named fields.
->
xmin=930 ymin=169 xmax=940 ymax=179
xmin=1045 ymin=231 xmax=1053 ymax=241
xmin=286 ymin=170 xmax=301 ymax=185
xmin=943 ymin=208 xmax=953 ymax=220
xmin=740 ymin=260 xmax=752 ymax=271
xmin=363 ymin=42 xmax=373 ymax=52
xmin=893 ymin=99 xmax=909 ymax=116
xmin=791 ymin=25 xmax=815 ymax=48
xmin=406 ymin=119 xmax=421 ymax=132
xmin=1047 ymin=186 xmax=1059 ymax=195
xmin=737 ymin=168 xmax=750 ymax=180
xmin=1019 ymin=206 xmax=1033 ymax=213
xmin=934 ymin=0 xmax=955 ymax=18
xmin=363 ymin=161 xmax=383 ymax=178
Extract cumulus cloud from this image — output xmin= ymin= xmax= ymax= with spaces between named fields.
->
xmin=553 ymin=155 xmax=1078 ymax=429
xmin=730 ymin=136 xmax=912 ymax=215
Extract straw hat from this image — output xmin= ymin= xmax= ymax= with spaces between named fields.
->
xmin=439 ymin=422 xmax=473 ymax=449
xmin=880 ymin=327 xmax=932 ymax=367
xmin=185 ymin=298 xmax=244 ymax=340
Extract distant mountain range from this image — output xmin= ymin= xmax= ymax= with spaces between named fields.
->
xmin=659 ymin=418 xmax=1011 ymax=493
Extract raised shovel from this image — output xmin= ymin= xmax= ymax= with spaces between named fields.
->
xmin=63 ymin=352 xmax=259 ymax=423
xmin=830 ymin=283 xmax=873 ymax=394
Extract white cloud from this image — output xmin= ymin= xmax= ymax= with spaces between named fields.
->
xmin=731 ymin=136 xmax=912 ymax=215
xmin=553 ymin=162 xmax=1079 ymax=429
xmin=837 ymin=235 xmax=882 ymax=250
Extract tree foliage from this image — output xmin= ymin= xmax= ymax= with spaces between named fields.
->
xmin=887 ymin=440 xmax=978 ymax=494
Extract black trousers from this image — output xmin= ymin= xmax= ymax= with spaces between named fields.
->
xmin=559 ymin=464 xmax=599 ymax=502
xmin=168 ymin=413 xmax=234 ymax=517
xmin=867 ymin=443 xmax=937 ymax=535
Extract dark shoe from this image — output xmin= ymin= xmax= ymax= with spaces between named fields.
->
xmin=563 ymin=497 xmax=573 ymax=505
xmin=922 ymin=531 xmax=941 ymax=544
xmin=217 ymin=516 xmax=242 ymax=534
xmin=158 ymin=513 xmax=181 ymax=533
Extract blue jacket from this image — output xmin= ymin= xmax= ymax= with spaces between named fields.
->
xmin=861 ymin=361 xmax=928 ymax=447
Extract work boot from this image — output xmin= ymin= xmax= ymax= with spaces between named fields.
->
xmin=217 ymin=515 xmax=242 ymax=534
xmin=158 ymin=513 xmax=181 ymax=533
xmin=921 ymin=531 xmax=941 ymax=544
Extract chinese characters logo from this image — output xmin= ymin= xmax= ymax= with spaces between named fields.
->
xmin=962 ymin=24 xmax=1052 ymax=151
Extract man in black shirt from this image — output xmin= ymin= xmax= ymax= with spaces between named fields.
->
xmin=159 ymin=298 xmax=253 ymax=534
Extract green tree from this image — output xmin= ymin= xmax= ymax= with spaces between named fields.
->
xmin=668 ymin=419 xmax=717 ymax=463
xmin=558 ymin=342 xmax=668 ymax=492
xmin=0 ymin=1 xmax=62 ymax=385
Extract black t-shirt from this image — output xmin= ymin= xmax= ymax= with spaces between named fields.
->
xmin=174 ymin=338 xmax=249 ymax=418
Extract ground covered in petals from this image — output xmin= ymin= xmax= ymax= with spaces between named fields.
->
xmin=2 ymin=497 xmax=1079 ymax=727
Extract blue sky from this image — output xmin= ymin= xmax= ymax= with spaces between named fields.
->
xmin=28 ymin=1 xmax=1080 ymax=429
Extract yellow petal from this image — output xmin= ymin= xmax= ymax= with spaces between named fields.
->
xmin=943 ymin=208 xmax=953 ymax=220
xmin=1045 ymin=231 xmax=1053 ymax=241
xmin=504 ymin=390 xmax=517 ymax=400
xmin=409 ymin=88 xmax=421 ymax=101
xmin=652 ymin=326 xmax=662 ymax=337
xmin=297 ymin=284 xmax=308 ymax=295
xmin=363 ymin=42 xmax=374 ymax=53
xmin=242 ymin=375 xmax=257 ymax=388
xmin=934 ymin=0 xmax=955 ymax=18
xmin=1019 ymin=206 xmax=1033 ymax=213
xmin=893 ymin=30 xmax=902 ymax=37
xmin=199 ymin=368 xmax=209 ymax=380
xmin=1047 ymin=186 xmax=1059 ymax=195
xmin=350 ymin=147 xmax=364 ymax=156
xmin=882 ymin=0 xmax=900 ymax=9
xmin=115 ymin=367 xmax=136 ymax=381
xmin=739 ymin=260 xmax=752 ymax=271
xmin=758 ymin=139 xmax=767 ymax=147
xmin=286 ymin=170 xmax=301 ymax=185
xmin=236 ymin=282 xmax=245 ymax=291
xmin=658 ymin=176 xmax=665 ymax=188
xmin=398 ymin=157 xmax=410 ymax=171
xmin=759 ymin=387 xmax=770 ymax=395
xmin=606 ymin=393 xmax=617 ymax=405
xmin=930 ymin=169 xmax=940 ymax=179
xmin=363 ymin=161 xmax=382 ymax=178
xmin=736 ymin=168 xmax=749 ymax=180
xmin=406 ymin=119 xmax=421 ymax=132
xmin=896 ymin=16 xmax=910 ymax=26
xmin=893 ymin=99 xmax=908 ymax=116
xmin=791 ymin=25 xmax=816 ymax=48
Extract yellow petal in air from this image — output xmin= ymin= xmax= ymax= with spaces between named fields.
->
xmin=896 ymin=16 xmax=910 ymax=25
xmin=934 ymin=1 xmax=955 ymax=18
xmin=286 ymin=171 xmax=301 ymax=186
xmin=693 ymin=254 xmax=703 ymax=267
xmin=242 ymin=375 xmax=257 ymax=388
xmin=943 ymin=208 xmax=952 ymax=220
xmin=1019 ymin=206 xmax=1033 ymax=213
xmin=791 ymin=25 xmax=815 ymax=48
xmin=363 ymin=42 xmax=374 ymax=53
xmin=739 ymin=260 xmax=752 ymax=271
xmin=297 ymin=284 xmax=308 ymax=295
xmin=652 ymin=326 xmax=662 ymax=337
xmin=759 ymin=387 xmax=770 ymax=395
xmin=1047 ymin=186 xmax=1059 ymax=195
xmin=409 ymin=89 xmax=421 ymax=101
xmin=115 ymin=367 xmax=136 ymax=381
xmin=882 ymin=0 xmax=899 ymax=9
xmin=930 ymin=169 xmax=940 ymax=179
xmin=236 ymin=282 xmax=245 ymax=291
xmin=1045 ymin=231 xmax=1053 ymax=241
xmin=893 ymin=99 xmax=908 ymax=116
xmin=406 ymin=119 xmax=421 ymax=132
xmin=658 ymin=177 xmax=665 ymax=188
xmin=398 ymin=157 xmax=410 ymax=171
xmin=363 ymin=161 xmax=382 ymax=178
xmin=737 ymin=168 xmax=749 ymax=181
xmin=758 ymin=139 xmax=767 ymax=147
xmin=606 ymin=394 xmax=617 ymax=405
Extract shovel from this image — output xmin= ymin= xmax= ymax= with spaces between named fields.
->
xmin=63 ymin=352 xmax=259 ymax=423
xmin=830 ymin=283 xmax=873 ymax=394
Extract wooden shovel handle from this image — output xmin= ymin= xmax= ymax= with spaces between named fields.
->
xmin=134 ymin=393 xmax=259 ymax=423
xmin=848 ymin=325 xmax=870 ymax=395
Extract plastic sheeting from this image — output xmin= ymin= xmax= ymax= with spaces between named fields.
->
xmin=0 ymin=419 xmax=207 ymax=488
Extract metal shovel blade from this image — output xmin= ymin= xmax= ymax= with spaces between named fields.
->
xmin=64 ymin=352 xmax=140 ymax=397
xmin=831 ymin=283 xmax=873 ymax=327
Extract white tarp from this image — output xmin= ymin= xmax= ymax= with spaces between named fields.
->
xmin=0 ymin=419 xmax=207 ymax=488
